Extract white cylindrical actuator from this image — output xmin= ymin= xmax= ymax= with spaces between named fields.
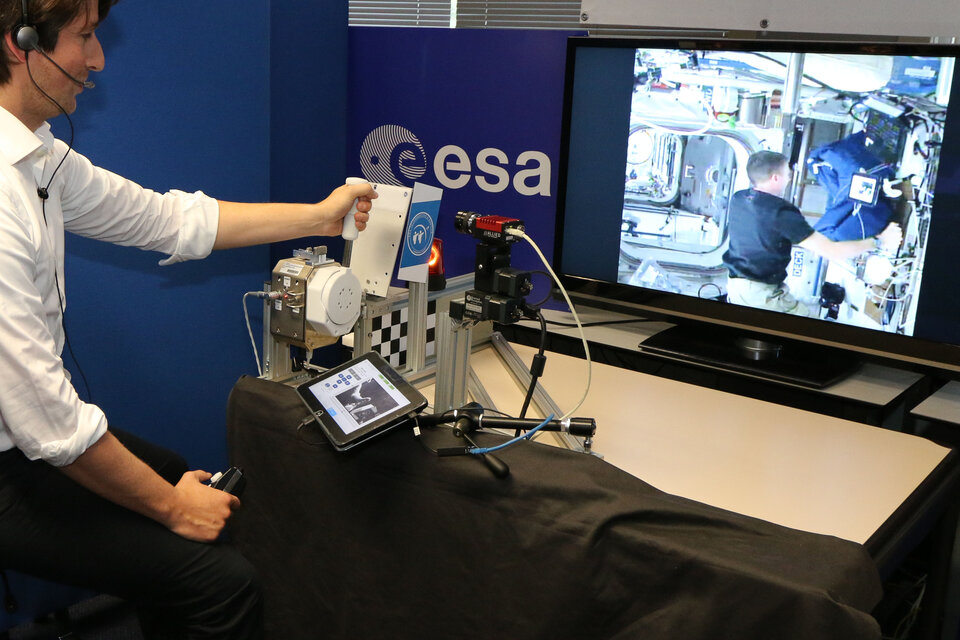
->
xmin=305 ymin=265 xmax=362 ymax=337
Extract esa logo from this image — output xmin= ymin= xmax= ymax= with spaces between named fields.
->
xmin=359 ymin=125 xmax=551 ymax=197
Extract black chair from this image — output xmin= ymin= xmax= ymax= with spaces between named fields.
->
xmin=0 ymin=570 xmax=93 ymax=639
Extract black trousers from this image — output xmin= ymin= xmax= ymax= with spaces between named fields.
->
xmin=0 ymin=429 xmax=263 ymax=639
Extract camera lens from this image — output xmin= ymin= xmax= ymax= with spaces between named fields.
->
xmin=454 ymin=211 xmax=479 ymax=235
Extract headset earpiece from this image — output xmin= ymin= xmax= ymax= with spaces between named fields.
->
xmin=14 ymin=24 xmax=39 ymax=52
xmin=14 ymin=0 xmax=38 ymax=51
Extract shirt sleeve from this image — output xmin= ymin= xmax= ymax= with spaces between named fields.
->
xmin=0 ymin=186 xmax=107 ymax=466
xmin=56 ymin=144 xmax=220 ymax=265
xmin=777 ymin=204 xmax=816 ymax=245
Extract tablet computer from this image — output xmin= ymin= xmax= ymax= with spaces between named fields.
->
xmin=849 ymin=172 xmax=881 ymax=206
xmin=295 ymin=351 xmax=427 ymax=451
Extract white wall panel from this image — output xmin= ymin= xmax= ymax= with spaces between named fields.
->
xmin=580 ymin=0 xmax=959 ymax=39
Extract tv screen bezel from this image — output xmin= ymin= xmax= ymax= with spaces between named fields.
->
xmin=554 ymin=36 xmax=960 ymax=374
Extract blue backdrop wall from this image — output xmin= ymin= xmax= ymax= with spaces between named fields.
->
xmin=59 ymin=0 xmax=347 ymax=470
xmin=270 ymin=2 xmax=349 ymax=263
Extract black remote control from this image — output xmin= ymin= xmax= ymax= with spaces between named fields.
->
xmin=209 ymin=466 xmax=246 ymax=497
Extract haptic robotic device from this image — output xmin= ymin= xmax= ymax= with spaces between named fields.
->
xmin=269 ymin=246 xmax=362 ymax=351
xmin=264 ymin=178 xmax=411 ymax=354
xmin=248 ymin=183 xmax=599 ymax=478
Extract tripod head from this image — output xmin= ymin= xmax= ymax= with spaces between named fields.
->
xmin=417 ymin=404 xmax=598 ymax=479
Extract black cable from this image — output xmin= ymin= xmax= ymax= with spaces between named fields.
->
xmin=26 ymin=57 xmax=75 ymax=200
xmin=525 ymin=270 xmax=554 ymax=308
xmin=411 ymin=416 xmax=457 ymax=456
xmin=478 ymin=407 xmax=513 ymax=418
xmin=57 ymin=274 xmax=92 ymax=401
xmin=516 ymin=310 xmax=547 ymax=432
xmin=26 ymin=52 xmax=93 ymax=402
xmin=295 ymin=415 xmax=329 ymax=447
xmin=848 ymin=101 xmax=868 ymax=125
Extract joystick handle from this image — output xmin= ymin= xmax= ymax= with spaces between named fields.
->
xmin=209 ymin=466 xmax=246 ymax=497
xmin=342 ymin=176 xmax=369 ymax=241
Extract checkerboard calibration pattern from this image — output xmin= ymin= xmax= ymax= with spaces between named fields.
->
xmin=370 ymin=300 xmax=437 ymax=367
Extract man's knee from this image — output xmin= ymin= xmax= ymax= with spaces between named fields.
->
xmin=138 ymin=546 xmax=263 ymax=640
xmin=190 ymin=549 xmax=263 ymax=640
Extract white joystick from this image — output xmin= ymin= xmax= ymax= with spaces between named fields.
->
xmin=342 ymin=177 xmax=369 ymax=241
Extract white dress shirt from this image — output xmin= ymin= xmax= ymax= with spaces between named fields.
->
xmin=0 ymin=106 xmax=219 ymax=466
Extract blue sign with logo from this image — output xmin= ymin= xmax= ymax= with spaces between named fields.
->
xmin=397 ymin=183 xmax=442 ymax=283
xmin=406 ymin=211 xmax=435 ymax=257
xmin=347 ymin=27 xmax=579 ymax=282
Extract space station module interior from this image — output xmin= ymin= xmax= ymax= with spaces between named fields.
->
xmin=620 ymin=49 xmax=948 ymax=335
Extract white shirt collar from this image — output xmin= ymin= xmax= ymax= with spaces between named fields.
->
xmin=0 ymin=105 xmax=54 ymax=167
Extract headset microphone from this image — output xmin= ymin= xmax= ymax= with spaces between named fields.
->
xmin=31 ymin=47 xmax=95 ymax=89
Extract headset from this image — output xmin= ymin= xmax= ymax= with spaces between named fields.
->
xmin=12 ymin=0 xmax=93 ymax=87
xmin=13 ymin=0 xmax=40 ymax=52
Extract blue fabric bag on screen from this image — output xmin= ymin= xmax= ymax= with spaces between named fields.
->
xmin=807 ymin=132 xmax=894 ymax=240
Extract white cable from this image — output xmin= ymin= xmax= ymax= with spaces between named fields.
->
xmin=853 ymin=203 xmax=866 ymax=239
xmin=242 ymin=292 xmax=264 ymax=377
xmin=507 ymin=228 xmax=591 ymax=421
xmin=632 ymin=112 xmax=715 ymax=137
xmin=633 ymin=87 xmax=716 ymax=136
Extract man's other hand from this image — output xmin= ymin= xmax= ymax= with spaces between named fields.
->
xmin=165 ymin=470 xmax=241 ymax=542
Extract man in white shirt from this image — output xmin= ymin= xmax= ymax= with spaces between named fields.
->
xmin=0 ymin=1 xmax=375 ymax=637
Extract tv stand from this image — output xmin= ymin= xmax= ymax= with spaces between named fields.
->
xmin=501 ymin=306 xmax=928 ymax=428
xmin=734 ymin=336 xmax=782 ymax=360
xmin=639 ymin=325 xmax=860 ymax=388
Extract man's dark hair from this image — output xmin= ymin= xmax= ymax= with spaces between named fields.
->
xmin=746 ymin=150 xmax=788 ymax=187
xmin=0 ymin=0 xmax=118 ymax=85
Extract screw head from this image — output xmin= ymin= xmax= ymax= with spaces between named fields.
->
xmin=581 ymin=12 xmax=588 ymax=22
xmin=759 ymin=18 xmax=769 ymax=29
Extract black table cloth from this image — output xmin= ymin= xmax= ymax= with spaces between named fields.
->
xmin=226 ymin=375 xmax=882 ymax=640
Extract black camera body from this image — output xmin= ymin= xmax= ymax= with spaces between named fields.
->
xmin=450 ymin=211 xmax=533 ymax=325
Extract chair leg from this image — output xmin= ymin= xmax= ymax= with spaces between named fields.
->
xmin=23 ymin=607 xmax=77 ymax=639
xmin=0 ymin=569 xmax=16 ymax=640
xmin=53 ymin=607 xmax=74 ymax=635
xmin=0 ymin=570 xmax=17 ymax=615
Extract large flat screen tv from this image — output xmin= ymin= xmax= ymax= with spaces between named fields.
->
xmin=555 ymin=37 xmax=960 ymax=385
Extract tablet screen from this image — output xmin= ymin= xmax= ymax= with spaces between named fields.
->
xmin=296 ymin=351 xmax=427 ymax=450
xmin=306 ymin=358 xmax=410 ymax=434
